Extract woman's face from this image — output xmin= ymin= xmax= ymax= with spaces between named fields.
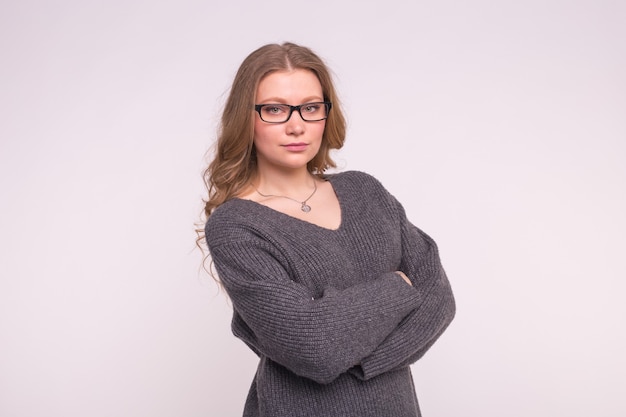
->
xmin=253 ymin=69 xmax=326 ymax=173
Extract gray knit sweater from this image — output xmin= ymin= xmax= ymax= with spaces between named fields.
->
xmin=205 ymin=171 xmax=455 ymax=417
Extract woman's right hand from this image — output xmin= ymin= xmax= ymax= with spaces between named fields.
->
xmin=395 ymin=271 xmax=412 ymax=286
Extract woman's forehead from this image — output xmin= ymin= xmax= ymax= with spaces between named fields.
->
xmin=256 ymin=69 xmax=323 ymax=102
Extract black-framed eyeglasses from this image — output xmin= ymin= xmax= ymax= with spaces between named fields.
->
xmin=254 ymin=101 xmax=332 ymax=123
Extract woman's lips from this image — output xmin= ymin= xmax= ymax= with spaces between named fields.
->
xmin=283 ymin=143 xmax=308 ymax=151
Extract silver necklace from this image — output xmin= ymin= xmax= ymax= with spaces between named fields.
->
xmin=255 ymin=180 xmax=318 ymax=213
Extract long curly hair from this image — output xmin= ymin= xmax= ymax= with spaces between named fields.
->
xmin=197 ymin=42 xmax=347 ymax=251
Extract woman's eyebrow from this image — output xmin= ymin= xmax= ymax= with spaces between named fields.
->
xmin=256 ymin=96 xmax=324 ymax=104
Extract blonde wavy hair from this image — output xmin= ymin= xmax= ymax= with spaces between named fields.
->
xmin=197 ymin=42 xmax=347 ymax=251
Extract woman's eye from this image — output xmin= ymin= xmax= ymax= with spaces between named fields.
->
xmin=302 ymin=104 xmax=320 ymax=113
xmin=263 ymin=104 xmax=287 ymax=116
xmin=264 ymin=105 xmax=286 ymax=114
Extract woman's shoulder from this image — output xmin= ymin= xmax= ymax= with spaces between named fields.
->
xmin=330 ymin=170 xmax=404 ymax=216
xmin=327 ymin=170 xmax=384 ymax=188
xmin=327 ymin=170 xmax=389 ymax=196
xmin=204 ymin=199 xmax=265 ymax=247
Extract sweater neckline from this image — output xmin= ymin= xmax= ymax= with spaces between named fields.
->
xmin=232 ymin=174 xmax=345 ymax=232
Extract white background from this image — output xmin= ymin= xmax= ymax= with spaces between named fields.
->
xmin=1 ymin=1 xmax=625 ymax=416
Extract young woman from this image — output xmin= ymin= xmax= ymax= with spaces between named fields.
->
xmin=200 ymin=42 xmax=455 ymax=417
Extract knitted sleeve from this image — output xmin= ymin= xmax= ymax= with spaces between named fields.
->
xmin=350 ymin=192 xmax=456 ymax=381
xmin=208 ymin=235 xmax=422 ymax=385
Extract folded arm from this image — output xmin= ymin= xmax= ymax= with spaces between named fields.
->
xmin=210 ymin=238 xmax=421 ymax=384
xmin=351 ymin=203 xmax=456 ymax=380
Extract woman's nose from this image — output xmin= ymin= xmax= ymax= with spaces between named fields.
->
xmin=285 ymin=111 xmax=305 ymax=134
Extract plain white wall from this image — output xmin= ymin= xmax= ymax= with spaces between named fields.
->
xmin=1 ymin=1 xmax=625 ymax=416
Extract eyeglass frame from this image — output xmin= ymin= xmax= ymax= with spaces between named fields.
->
xmin=254 ymin=101 xmax=332 ymax=123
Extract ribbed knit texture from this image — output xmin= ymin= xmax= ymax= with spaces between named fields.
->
xmin=205 ymin=171 xmax=455 ymax=417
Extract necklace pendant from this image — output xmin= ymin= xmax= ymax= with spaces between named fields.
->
xmin=301 ymin=203 xmax=311 ymax=213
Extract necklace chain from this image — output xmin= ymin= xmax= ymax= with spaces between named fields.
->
xmin=255 ymin=180 xmax=318 ymax=213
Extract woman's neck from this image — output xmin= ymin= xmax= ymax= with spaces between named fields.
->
xmin=254 ymin=167 xmax=316 ymax=196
